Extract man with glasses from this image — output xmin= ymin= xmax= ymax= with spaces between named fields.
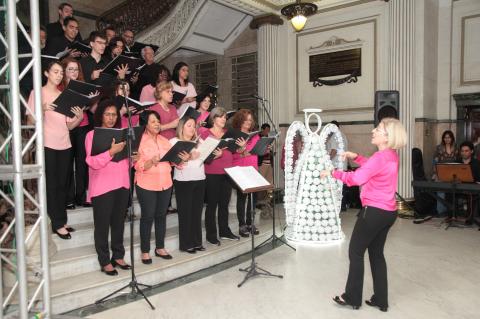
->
xmin=80 ymin=31 xmax=108 ymax=85
xmin=46 ymin=17 xmax=82 ymax=59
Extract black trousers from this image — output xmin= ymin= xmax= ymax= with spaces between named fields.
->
xmin=344 ymin=206 xmax=397 ymax=308
xmin=67 ymin=125 xmax=89 ymax=205
xmin=205 ymin=174 xmax=232 ymax=241
xmin=136 ymin=184 xmax=172 ymax=253
xmin=174 ymin=179 xmax=206 ymax=250
xmin=91 ymin=187 xmax=129 ymax=267
xmin=236 ymin=188 xmax=255 ymax=227
xmin=44 ymin=147 xmax=72 ymax=231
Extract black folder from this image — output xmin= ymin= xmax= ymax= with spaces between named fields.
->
xmin=114 ymin=96 xmax=156 ymax=115
xmin=179 ymin=106 xmax=201 ymax=121
xmin=66 ymin=79 xmax=103 ymax=96
xmin=91 ymin=126 xmax=144 ymax=162
xmin=222 ymin=129 xmax=259 ymax=152
xmin=52 ymin=89 xmax=101 ymax=118
xmin=226 ymin=110 xmax=237 ymax=121
xmin=159 ymin=140 xmax=197 ymax=164
xmin=204 ymin=139 xmax=232 ymax=163
xmin=172 ymin=91 xmax=187 ymax=104
xmin=102 ymin=54 xmax=142 ymax=76
xmin=250 ymin=137 xmax=275 ymax=155
xmin=68 ymin=41 xmax=92 ymax=55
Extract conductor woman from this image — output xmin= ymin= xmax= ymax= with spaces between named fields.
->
xmin=321 ymin=118 xmax=407 ymax=312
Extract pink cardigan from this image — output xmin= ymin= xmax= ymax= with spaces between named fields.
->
xmin=85 ymin=130 xmax=130 ymax=202
xmin=332 ymin=149 xmax=399 ymax=211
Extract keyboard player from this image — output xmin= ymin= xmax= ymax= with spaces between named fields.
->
xmin=455 ymin=141 xmax=480 ymax=225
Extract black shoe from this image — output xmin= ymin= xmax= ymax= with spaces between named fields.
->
xmin=141 ymin=258 xmax=152 ymax=264
xmin=182 ymin=248 xmax=196 ymax=254
xmin=111 ymin=259 xmax=132 ymax=270
xmin=247 ymin=225 xmax=259 ymax=235
xmin=220 ymin=232 xmax=240 ymax=241
xmin=167 ymin=207 xmax=177 ymax=214
xmin=155 ymin=250 xmax=173 ymax=259
xmin=365 ymin=296 xmax=388 ymax=312
xmin=194 ymin=246 xmax=206 ymax=251
xmin=239 ymin=225 xmax=250 ymax=238
xmin=82 ymin=202 xmax=92 ymax=208
xmin=65 ymin=227 xmax=75 ymax=232
xmin=207 ymin=238 xmax=221 ymax=246
xmin=100 ymin=266 xmax=118 ymax=276
xmin=66 ymin=203 xmax=75 ymax=210
xmin=333 ymin=295 xmax=360 ymax=310
xmin=54 ymin=229 xmax=71 ymax=240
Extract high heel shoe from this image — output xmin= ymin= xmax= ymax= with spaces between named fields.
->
xmin=365 ymin=296 xmax=388 ymax=312
xmin=54 ymin=229 xmax=71 ymax=240
xmin=111 ymin=259 xmax=131 ymax=270
xmin=333 ymin=296 xmax=360 ymax=310
xmin=100 ymin=266 xmax=118 ymax=276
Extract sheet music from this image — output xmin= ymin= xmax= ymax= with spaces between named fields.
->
xmin=225 ymin=166 xmax=270 ymax=191
xmin=196 ymin=136 xmax=221 ymax=164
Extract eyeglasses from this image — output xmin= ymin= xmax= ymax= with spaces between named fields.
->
xmin=66 ymin=67 xmax=79 ymax=72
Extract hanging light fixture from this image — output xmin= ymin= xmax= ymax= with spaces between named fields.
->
xmin=281 ymin=0 xmax=318 ymax=32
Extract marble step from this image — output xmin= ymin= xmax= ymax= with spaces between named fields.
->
xmin=52 ymin=212 xmax=181 ymax=251
xmin=49 ymin=214 xmax=241 ymax=281
xmin=51 ymin=223 xmax=273 ymax=314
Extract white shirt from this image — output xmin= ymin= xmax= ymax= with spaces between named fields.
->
xmin=170 ymin=137 xmax=206 ymax=181
xmin=171 ymin=81 xmax=197 ymax=117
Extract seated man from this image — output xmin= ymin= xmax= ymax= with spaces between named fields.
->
xmin=457 ymin=141 xmax=480 ymax=225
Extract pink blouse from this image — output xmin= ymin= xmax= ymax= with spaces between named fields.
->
xmin=150 ymin=103 xmax=178 ymax=140
xmin=27 ymin=87 xmax=73 ymax=150
xmin=139 ymin=84 xmax=155 ymax=103
xmin=85 ymin=130 xmax=130 ymax=202
xmin=134 ymin=132 xmax=172 ymax=191
xmin=199 ymin=129 xmax=233 ymax=175
xmin=332 ymin=149 xmax=399 ymax=211
xmin=232 ymin=134 xmax=259 ymax=169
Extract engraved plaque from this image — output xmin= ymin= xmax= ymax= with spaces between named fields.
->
xmin=309 ymin=48 xmax=361 ymax=81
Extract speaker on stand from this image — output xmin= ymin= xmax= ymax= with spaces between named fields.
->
xmin=374 ymin=90 xmax=399 ymax=126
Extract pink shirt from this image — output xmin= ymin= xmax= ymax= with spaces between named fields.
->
xmin=150 ymin=103 xmax=178 ymax=140
xmin=197 ymin=111 xmax=209 ymax=124
xmin=85 ymin=130 xmax=130 ymax=202
xmin=139 ymin=84 xmax=155 ymax=103
xmin=134 ymin=132 xmax=172 ymax=191
xmin=27 ymin=88 xmax=73 ymax=150
xmin=233 ymin=134 xmax=259 ymax=169
xmin=332 ymin=149 xmax=399 ymax=211
xmin=120 ymin=115 xmax=139 ymax=128
xmin=200 ymin=129 xmax=233 ymax=175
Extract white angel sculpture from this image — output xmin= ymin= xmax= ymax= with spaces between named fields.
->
xmin=284 ymin=109 xmax=346 ymax=244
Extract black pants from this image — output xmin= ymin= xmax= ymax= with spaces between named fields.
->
xmin=91 ymin=187 xmax=129 ymax=267
xmin=136 ymin=184 xmax=172 ymax=253
xmin=174 ymin=179 xmax=206 ymax=250
xmin=44 ymin=147 xmax=72 ymax=231
xmin=344 ymin=206 xmax=397 ymax=308
xmin=205 ymin=174 xmax=232 ymax=241
xmin=67 ymin=125 xmax=89 ymax=205
xmin=236 ymin=188 xmax=255 ymax=227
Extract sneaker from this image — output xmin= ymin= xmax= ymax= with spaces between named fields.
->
xmin=220 ymin=232 xmax=240 ymax=241
xmin=239 ymin=225 xmax=250 ymax=238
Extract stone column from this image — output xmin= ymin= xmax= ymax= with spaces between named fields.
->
xmin=250 ymin=15 xmax=283 ymax=187
xmin=388 ymin=0 xmax=416 ymax=198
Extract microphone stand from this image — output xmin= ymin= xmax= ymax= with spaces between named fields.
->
xmin=95 ymin=82 xmax=155 ymax=309
xmin=254 ymin=97 xmax=295 ymax=251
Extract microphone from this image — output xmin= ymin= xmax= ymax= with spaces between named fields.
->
xmin=251 ymin=94 xmax=268 ymax=101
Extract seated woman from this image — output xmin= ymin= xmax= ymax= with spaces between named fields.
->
xmin=85 ymin=99 xmax=131 ymax=276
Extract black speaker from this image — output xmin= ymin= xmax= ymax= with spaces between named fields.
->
xmin=374 ymin=90 xmax=399 ymax=126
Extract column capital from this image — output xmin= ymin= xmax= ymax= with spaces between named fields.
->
xmin=249 ymin=14 xmax=284 ymax=30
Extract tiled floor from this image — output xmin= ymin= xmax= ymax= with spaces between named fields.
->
xmin=88 ymin=211 xmax=480 ymax=319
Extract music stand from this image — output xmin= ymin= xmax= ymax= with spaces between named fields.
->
xmin=436 ymin=163 xmax=473 ymax=230
xmin=225 ymin=166 xmax=283 ymax=287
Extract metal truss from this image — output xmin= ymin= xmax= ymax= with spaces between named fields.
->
xmin=0 ymin=0 xmax=51 ymax=318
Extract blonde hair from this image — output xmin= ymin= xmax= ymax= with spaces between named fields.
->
xmin=381 ymin=118 xmax=407 ymax=150
xmin=176 ymin=117 xmax=197 ymax=141
xmin=154 ymin=81 xmax=173 ymax=100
